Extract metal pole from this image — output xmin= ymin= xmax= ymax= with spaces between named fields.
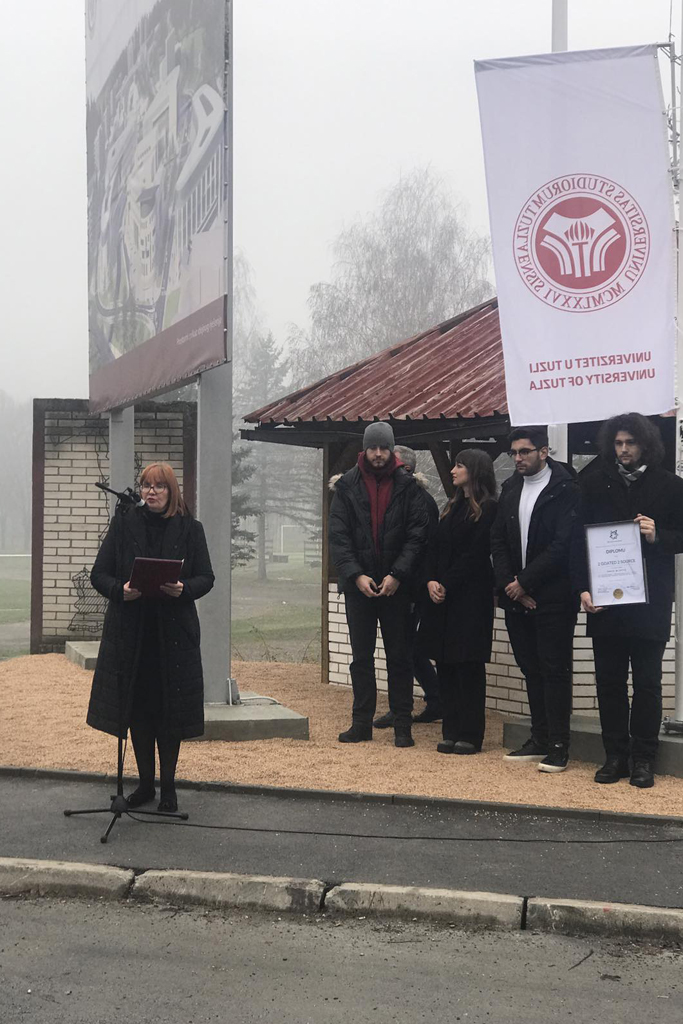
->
xmin=672 ymin=6 xmax=683 ymax=727
xmin=548 ymin=0 xmax=569 ymax=462
xmin=108 ymin=407 xmax=135 ymax=518
xmin=197 ymin=0 xmax=236 ymax=705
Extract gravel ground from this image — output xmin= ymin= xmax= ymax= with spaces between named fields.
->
xmin=1 ymin=653 xmax=682 ymax=817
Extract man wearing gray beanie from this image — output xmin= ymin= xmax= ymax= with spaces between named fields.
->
xmin=328 ymin=422 xmax=429 ymax=747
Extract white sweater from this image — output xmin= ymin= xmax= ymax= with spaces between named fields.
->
xmin=518 ymin=463 xmax=551 ymax=569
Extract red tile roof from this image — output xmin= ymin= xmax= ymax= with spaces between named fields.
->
xmin=244 ymin=298 xmax=507 ymax=425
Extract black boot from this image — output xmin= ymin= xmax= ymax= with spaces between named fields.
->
xmin=630 ymin=760 xmax=655 ymax=789
xmin=594 ymin=757 xmax=630 ymax=784
xmin=394 ymin=727 xmax=415 ymax=748
xmin=157 ymin=732 xmax=181 ymax=811
xmin=338 ymin=723 xmax=372 ymax=743
xmin=373 ymin=711 xmax=395 ymax=729
xmin=128 ymin=714 xmax=156 ymax=807
xmin=413 ymin=705 xmax=442 ymax=724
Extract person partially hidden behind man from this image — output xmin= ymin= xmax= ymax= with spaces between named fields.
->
xmin=573 ymin=413 xmax=683 ymax=789
xmin=329 ymin=423 xmax=428 ymax=747
xmin=491 ymin=427 xmax=579 ymax=773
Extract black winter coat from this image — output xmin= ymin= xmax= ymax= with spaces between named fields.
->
xmin=411 ymin=475 xmax=440 ymax=599
xmin=87 ymin=508 xmax=215 ymax=739
xmin=421 ymin=498 xmax=497 ymax=664
xmin=329 ymin=464 xmax=429 ymax=593
xmin=491 ymin=458 xmax=578 ymax=615
xmin=571 ymin=458 xmax=683 ymax=641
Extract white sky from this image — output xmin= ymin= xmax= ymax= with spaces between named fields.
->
xmin=0 ymin=0 xmax=676 ymax=401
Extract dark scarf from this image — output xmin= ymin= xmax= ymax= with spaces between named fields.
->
xmin=357 ymin=452 xmax=402 ymax=554
xmin=616 ymin=461 xmax=648 ymax=486
xmin=143 ymin=505 xmax=169 ymax=558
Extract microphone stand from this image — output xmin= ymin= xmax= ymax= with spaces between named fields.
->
xmin=64 ymin=488 xmax=188 ymax=843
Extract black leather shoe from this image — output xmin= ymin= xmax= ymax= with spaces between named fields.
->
xmin=436 ymin=740 xmax=455 ymax=754
xmin=413 ymin=706 xmax=442 ymax=724
xmin=126 ymin=787 xmax=156 ymax=808
xmin=338 ymin=724 xmax=372 ymax=743
xmin=158 ymin=794 xmax=178 ymax=813
xmin=630 ymin=760 xmax=655 ymax=789
xmin=394 ymin=729 xmax=415 ymax=748
xmin=594 ymin=757 xmax=630 ymax=784
xmin=453 ymin=741 xmax=478 ymax=755
xmin=373 ymin=711 xmax=395 ymax=729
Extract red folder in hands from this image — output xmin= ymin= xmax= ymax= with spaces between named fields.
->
xmin=129 ymin=558 xmax=184 ymax=597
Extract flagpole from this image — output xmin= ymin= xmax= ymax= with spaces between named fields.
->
xmin=668 ymin=5 xmax=683 ymax=733
xmin=547 ymin=1 xmax=569 ymax=461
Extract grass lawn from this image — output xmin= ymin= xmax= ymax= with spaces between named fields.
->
xmin=231 ymin=555 xmax=321 ymax=662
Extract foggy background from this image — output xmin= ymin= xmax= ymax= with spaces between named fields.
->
xmin=0 ymin=0 xmax=675 ymax=660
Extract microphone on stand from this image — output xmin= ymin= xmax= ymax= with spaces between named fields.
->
xmin=95 ymin=481 xmax=146 ymax=507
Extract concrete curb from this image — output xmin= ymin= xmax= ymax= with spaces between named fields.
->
xmin=527 ymin=896 xmax=683 ymax=942
xmin=325 ymin=882 xmax=523 ymax=930
xmin=133 ymin=870 xmax=326 ymax=913
xmin=0 ymin=857 xmax=133 ymax=899
xmin=2 ymin=764 xmax=682 ymax=828
xmin=2 ymin=857 xmax=683 ymax=941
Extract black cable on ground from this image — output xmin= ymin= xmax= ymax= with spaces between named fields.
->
xmin=124 ymin=813 xmax=683 ymax=844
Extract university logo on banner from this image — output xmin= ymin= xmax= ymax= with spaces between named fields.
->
xmin=475 ymin=47 xmax=675 ymax=425
xmin=515 ymin=174 xmax=649 ymax=312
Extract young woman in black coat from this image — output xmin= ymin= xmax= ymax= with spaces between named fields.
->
xmin=87 ymin=462 xmax=214 ymax=812
xmin=424 ymin=449 xmax=497 ymax=755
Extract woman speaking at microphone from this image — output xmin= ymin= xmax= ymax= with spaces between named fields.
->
xmin=87 ymin=462 xmax=214 ymax=811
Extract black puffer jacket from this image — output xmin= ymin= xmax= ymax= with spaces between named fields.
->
xmin=329 ymin=464 xmax=429 ymax=593
xmin=571 ymin=458 xmax=683 ymax=641
xmin=491 ymin=457 xmax=578 ymax=614
xmin=87 ymin=507 xmax=214 ymax=739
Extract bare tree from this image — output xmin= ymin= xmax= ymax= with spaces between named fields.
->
xmin=288 ymin=167 xmax=491 ymax=383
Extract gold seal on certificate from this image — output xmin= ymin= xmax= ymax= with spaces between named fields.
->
xmin=585 ymin=521 xmax=648 ymax=608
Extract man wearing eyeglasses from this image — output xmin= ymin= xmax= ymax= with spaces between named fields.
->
xmin=572 ymin=413 xmax=683 ymax=790
xmin=491 ymin=427 xmax=579 ymax=772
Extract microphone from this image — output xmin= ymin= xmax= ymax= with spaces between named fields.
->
xmin=95 ymin=481 xmax=145 ymax=507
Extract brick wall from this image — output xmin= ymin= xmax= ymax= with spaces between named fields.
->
xmin=31 ymin=399 xmax=196 ymax=654
xmin=327 ymin=587 xmax=677 ymax=715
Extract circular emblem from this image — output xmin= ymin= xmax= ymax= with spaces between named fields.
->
xmin=513 ymin=174 xmax=650 ymax=312
xmin=613 ymin=589 xmax=624 ymax=601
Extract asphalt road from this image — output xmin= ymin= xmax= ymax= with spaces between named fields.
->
xmin=3 ymin=774 xmax=683 ymax=908
xmin=1 ymin=897 xmax=682 ymax=1024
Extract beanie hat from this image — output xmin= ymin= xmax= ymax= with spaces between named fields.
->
xmin=362 ymin=421 xmax=395 ymax=452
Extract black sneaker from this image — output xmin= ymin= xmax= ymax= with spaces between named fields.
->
xmin=538 ymin=744 xmax=569 ymax=773
xmin=436 ymin=740 xmax=455 ymax=754
xmin=503 ymin=738 xmax=547 ymax=762
xmin=413 ymin=706 xmax=442 ymax=724
xmin=453 ymin=741 xmax=478 ymax=755
xmin=594 ymin=757 xmax=630 ymax=784
xmin=630 ymin=760 xmax=655 ymax=789
xmin=338 ymin=724 xmax=372 ymax=743
xmin=373 ymin=711 xmax=395 ymax=729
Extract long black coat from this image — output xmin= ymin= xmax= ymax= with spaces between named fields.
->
xmin=491 ymin=458 xmax=578 ymax=615
xmin=87 ymin=508 xmax=215 ymax=739
xmin=571 ymin=458 xmax=683 ymax=641
xmin=421 ymin=498 xmax=497 ymax=665
xmin=328 ymin=464 xmax=428 ymax=593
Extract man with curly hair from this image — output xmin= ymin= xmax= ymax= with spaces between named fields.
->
xmin=573 ymin=413 xmax=683 ymax=789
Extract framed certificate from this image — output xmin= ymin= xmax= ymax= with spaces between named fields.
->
xmin=585 ymin=520 xmax=648 ymax=608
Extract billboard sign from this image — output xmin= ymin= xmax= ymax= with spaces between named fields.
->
xmin=86 ymin=0 xmax=229 ymax=412
xmin=475 ymin=45 xmax=675 ymax=425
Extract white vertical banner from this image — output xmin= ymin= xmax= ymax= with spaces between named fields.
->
xmin=475 ymin=46 xmax=676 ymax=426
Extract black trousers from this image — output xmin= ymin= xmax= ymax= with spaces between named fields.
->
xmin=344 ymin=586 xmax=414 ymax=728
xmin=505 ymin=609 xmax=576 ymax=749
xmin=410 ymin=605 xmax=440 ymax=708
xmin=592 ymin=635 xmax=666 ymax=761
xmin=436 ymin=661 xmax=486 ymax=749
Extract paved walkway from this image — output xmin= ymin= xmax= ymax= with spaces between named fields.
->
xmin=3 ymin=771 xmax=683 ymax=908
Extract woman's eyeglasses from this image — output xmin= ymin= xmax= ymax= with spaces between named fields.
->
xmin=141 ymin=482 xmax=168 ymax=492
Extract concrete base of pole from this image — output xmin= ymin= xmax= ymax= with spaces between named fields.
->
xmin=196 ymin=697 xmax=309 ymax=742
xmin=504 ymin=715 xmax=683 ymax=778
